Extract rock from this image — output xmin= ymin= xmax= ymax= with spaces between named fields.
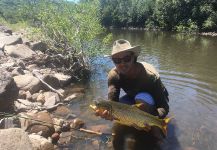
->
xmin=51 ymin=133 xmax=60 ymax=144
xmin=0 ymin=25 xmax=12 ymax=35
xmin=0 ymin=62 xmax=15 ymax=68
xmin=13 ymin=74 xmax=42 ymax=94
xmin=26 ymin=64 xmax=39 ymax=71
xmin=0 ymin=35 xmax=22 ymax=49
xmin=0 ymin=128 xmax=33 ymax=150
xmin=64 ymin=93 xmax=77 ymax=102
xmin=52 ymin=118 xmax=64 ymax=132
xmin=4 ymin=44 xmax=36 ymax=58
xmin=0 ymin=32 xmax=11 ymax=37
xmin=18 ymin=90 xmax=26 ymax=99
xmin=42 ymin=74 xmax=61 ymax=89
xmin=88 ymin=124 xmax=111 ymax=134
xmin=0 ymin=117 xmax=20 ymax=129
xmin=61 ymin=122 xmax=70 ymax=132
xmin=30 ymin=41 xmax=47 ymax=52
xmin=58 ymin=132 xmax=72 ymax=145
xmin=36 ymin=93 xmax=45 ymax=104
xmin=54 ymin=73 xmax=71 ymax=87
xmin=44 ymin=95 xmax=58 ymax=109
xmin=11 ymin=67 xmax=25 ymax=76
xmin=52 ymin=106 xmax=72 ymax=118
xmin=70 ymin=118 xmax=85 ymax=129
xmin=91 ymin=140 xmax=100 ymax=150
xmin=26 ymin=91 xmax=32 ymax=101
xmin=31 ymin=93 xmax=40 ymax=102
xmin=17 ymin=60 xmax=26 ymax=69
xmin=29 ymin=134 xmax=54 ymax=150
xmin=37 ymin=92 xmax=60 ymax=108
xmin=44 ymin=92 xmax=60 ymax=103
xmin=26 ymin=111 xmax=55 ymax=138
xmin=0 ymin=68 xmax=19 ymax=112
xmin=14 ymin=99 xmax=42 ymax=111
xmin=0 ymin=49 xmax=4 ymax=56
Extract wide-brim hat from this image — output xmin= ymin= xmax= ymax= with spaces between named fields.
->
xmin=111 ymin=39 xmax=141 ymax=57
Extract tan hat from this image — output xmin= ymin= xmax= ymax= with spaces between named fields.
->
xmin=111 ymin=39 xmax=141 ymax=57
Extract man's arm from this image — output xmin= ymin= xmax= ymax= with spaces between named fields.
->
xmin=108 ymin=69 xmax=120 ymax=101
xmin=153 ymin=78 xmax=169 ymax=118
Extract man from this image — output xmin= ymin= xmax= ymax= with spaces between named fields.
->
xmin=96 ymin=39 xmax=169 ymax=149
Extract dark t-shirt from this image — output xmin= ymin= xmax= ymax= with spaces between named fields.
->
xmin=108 ymin=62 xmax=169 ymax=115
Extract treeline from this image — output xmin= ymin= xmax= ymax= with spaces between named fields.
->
xmin=100 ymin=0 xmax=217 ymax=32
xmin=0 ymin=0 xmax=111 ymax=57
xmin=1 ymin=0 xmax=216 ymax=34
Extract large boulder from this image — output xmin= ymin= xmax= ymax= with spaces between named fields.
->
xmin=0 ymin=35 xmax=22 ymax=49
xmin=13 ymin=74 xmax=42 ymax=94
xmin=4 ymin=44 xmax=36 ymax=58
xmin=0 ymin=128 xmax=33 ymax=150
xmin=26 ymin=111 xmax=55 ymax=138
xmin=0 ymin=68 xmax=19 ymax=112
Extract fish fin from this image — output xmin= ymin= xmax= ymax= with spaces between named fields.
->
xmin=132 ymin=103 xmax=143 ymax=108
xmin=89 ymin=105 xmax=97 ymax=110
xmin=162 ymin=117 xmax=173 ymax=136
xmin=113 ymin=117 xmax=120 ymax=121
xmin=143 ymin=122 xmax=151 ymax=131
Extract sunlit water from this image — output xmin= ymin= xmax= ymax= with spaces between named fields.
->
xmin=64 ymin=30 xmax=217 ymax=150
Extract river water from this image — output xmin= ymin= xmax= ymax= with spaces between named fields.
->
xmin=66 ymin=30 xmax=217 ymax=150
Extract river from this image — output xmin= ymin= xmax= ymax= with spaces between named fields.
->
xmin=66 ymin=30 xmax=217 ymax=150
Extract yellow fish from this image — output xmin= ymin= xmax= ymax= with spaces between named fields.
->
xmin=90 ymin=100 xmax=172 ymax=136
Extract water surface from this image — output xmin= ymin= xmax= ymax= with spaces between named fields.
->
xmin=67 ymin=30 xmax=217 ymax=150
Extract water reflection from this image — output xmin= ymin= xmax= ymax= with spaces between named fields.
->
xmin=67 ymin=30 xmax=217 ymax=150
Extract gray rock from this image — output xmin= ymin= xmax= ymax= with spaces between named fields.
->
xmin=0 ymin=68 xmax=19 ymax=112
xmin=0 ymin=25 xmax=12 ymax=35
xmin=0 ymin=32 xmax=11 ymax=37
xmin=42 ymin=74 xmax=61 ymax=90
xmin=54 ymin=73 xmax=71 ymax=87
xmin=44 ymin=95 xmax=57 ymax=109
xmin=4 ymin=44 xmax=36 ymax=58
xmin=11 ymin=67 xmax=25 ymax=76
xmin=30 ymin=41 xmax=47 ymax=52
xmin=0 ymin=35 xmax=22 ymax=49
xmin=0 ymin=117 xmax=20 ymax=129
xmin=26 ymin=111 xmax=55 ymax=138
xmin=0 ymin=128 xmax=33 ymax=150
xmin=29 ymin=134 xmax=54 ymax=150
xmin=13 ymin=74 xmax=42 ymax=94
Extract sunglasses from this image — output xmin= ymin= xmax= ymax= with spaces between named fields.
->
xmin=112 ymin=55 xmax=132 ymax=64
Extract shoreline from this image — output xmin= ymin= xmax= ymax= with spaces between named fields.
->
xmin=107 ymin=26 xmax=217 ymax=37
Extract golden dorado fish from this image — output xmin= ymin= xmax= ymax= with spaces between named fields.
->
xmin=90 ymin=100 xmax=172 ymax=136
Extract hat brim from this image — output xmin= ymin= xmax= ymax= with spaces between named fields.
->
xmin=111 ymin=45 xmax=141 ymax=57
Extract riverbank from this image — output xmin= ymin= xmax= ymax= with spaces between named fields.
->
xmin=0 ymin=25 xmax=109 ymax=150
xmin=109 ymin=26 xmax=217 ymax=37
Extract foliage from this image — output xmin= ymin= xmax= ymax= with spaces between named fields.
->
xmin=99 ymin=0 xmax=217 ymax=32
xmin=0 ymin=0 xmax=112 ymax=79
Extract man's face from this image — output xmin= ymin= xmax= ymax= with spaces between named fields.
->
xmin=112 ymin=51 xmax=134 ymax=74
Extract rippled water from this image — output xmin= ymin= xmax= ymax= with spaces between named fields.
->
xmin=66 ymin=31 xmax=217 ymax=150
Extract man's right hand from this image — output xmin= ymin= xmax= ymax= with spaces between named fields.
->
xmin=95 ymin=109 xmax=114 ymax=121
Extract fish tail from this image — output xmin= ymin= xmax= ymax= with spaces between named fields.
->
xmin=162 ymin=117 xmax=173 ymax=136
